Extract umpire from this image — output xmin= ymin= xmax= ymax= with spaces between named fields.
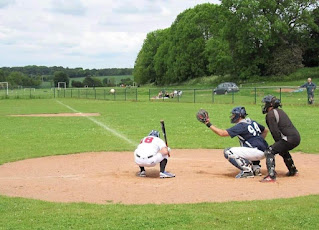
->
xmin=261 ymin=95 xmax=300 ymax=182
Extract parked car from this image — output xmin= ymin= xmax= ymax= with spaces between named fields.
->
xmin=213 ymin=82 xmax=239 ymax=95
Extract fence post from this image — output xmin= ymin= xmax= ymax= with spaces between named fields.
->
xmin=232 ymin=91 xmax=234 ymax=103
xmin=71 ymin=89 xmax=72 ymax=98
xmin=280 ymin=88 xmax=282 ymax=102
xmin=54 ymin=87 xmax=55 ymax=98
xmin=64 ymin=89 xmax=66 ymax=98
xmin=254 ymin=88 xmax=257 ymax=104
xmin=149 ymin=89 xmax=151 ymax=101
xmin=104 ymin=89 xmax=106 ymax=100
xmin=125 ymin=88 xmax=127 ymax=101
xmin=136 ymin=88 xmax=137 ymax=101
xmin=194 ymin=89 xmax=196 ymax=103
xmin=114 ymin=91 xmax=116 ymax=101
xmin=94 ymin=89 xmax=96 ymax=99
xmin=30 ymin=88 xmax=32 ymax=99
xmin=78 ymin=89 xmax=80 ymax=98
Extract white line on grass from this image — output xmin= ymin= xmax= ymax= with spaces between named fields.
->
xmin=56 ymin=100 xmax=138 ymax=146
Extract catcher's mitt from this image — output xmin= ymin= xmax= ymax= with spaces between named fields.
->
xmin=196 ymin=109 xmax=210 ymax=123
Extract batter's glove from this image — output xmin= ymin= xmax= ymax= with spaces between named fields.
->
xmin=196 ymin=109 xmax=210 ymax=124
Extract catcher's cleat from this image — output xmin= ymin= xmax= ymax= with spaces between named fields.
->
xmin=137 ymin=171 xmax=146 ymax=177
xmin=160 ymin=171 xmax=175 ymax=178
xmin=235 ymin=171 xmax=254 ymax=179
xmin=260 ymin=175 xmax=276 ymax=183
xmin=286 ymin=169 xmax=299 ymax=177
xmin=253 ymin=167 xmax=262 ymax=176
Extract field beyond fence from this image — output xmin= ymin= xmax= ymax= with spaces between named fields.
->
xmin=0 ymin=86 xmax=314 ymax=105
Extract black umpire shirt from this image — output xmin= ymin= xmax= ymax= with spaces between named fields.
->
xmin=265 ymin=108 xmax=300 ymax=145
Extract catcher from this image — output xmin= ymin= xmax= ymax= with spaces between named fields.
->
xmin=196 ymin=107 xmax=269 ymax=178
xmin=134 ymin=130 xmax=175 ymax=178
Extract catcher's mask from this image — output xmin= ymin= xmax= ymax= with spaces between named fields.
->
xmin=148 ymin=130 xmax=160 ymax=138
xmin=230 ymin=106 xmax=247 ymax=123
xmin=261 ymin=95 xmax=282 ymax=114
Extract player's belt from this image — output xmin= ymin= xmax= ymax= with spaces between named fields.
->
xmin=136 ymin=154 xmax=154 ymax=159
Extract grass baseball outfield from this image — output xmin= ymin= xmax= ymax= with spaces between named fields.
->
xmin=1 ymin=98 xmax=319 ymax=229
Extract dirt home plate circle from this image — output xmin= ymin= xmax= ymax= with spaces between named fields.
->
xmin=0 ymin=149 xmax=318 ymax=204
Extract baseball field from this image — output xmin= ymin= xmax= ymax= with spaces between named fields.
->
xmin=1 ymin=98 xmax=319 ymax=229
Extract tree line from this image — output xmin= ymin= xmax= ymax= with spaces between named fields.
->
xmin=133 ymin=0 xmax=319 ymax=85
xmin=0 ymin=66 xmax=133 ymax=88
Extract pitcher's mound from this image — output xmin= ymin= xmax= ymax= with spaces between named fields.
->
xmin=0 ymin=149 xmax=318 ymax=204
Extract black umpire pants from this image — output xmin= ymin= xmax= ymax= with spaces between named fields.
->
xmin=271 ymin=139 xmax=300 ymax=159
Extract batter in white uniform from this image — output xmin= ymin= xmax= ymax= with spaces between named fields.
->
xmin=134 ymin=130 xmax=175 ymax=178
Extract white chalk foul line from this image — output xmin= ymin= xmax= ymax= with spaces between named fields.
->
xmin=56 ymin=100 xmax=137 ymax=146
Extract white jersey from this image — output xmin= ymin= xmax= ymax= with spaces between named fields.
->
xmin=134 ymin=136 xmax=167 ymax=167
xmin=135 ymin=136 xmax=166 ymax=158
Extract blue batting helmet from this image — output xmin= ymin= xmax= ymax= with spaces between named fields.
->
xmin=230 ymin=106 xmax=247 ymax=123
xmin=148 ymin=130 xmax=160 ymax=138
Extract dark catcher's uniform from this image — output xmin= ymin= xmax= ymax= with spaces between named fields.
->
xmin=265 ymin=108 xmax=300 ymax=177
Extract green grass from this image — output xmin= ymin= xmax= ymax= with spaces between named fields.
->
xmin=1 ymin=195 xmax=318 ymax=230
xmin=1 ymin=99 xmax=318 ymax=164
xmin=0 ymin=98 xmax=319 ymax=229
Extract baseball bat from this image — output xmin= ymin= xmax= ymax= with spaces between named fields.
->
xmin=160 ymin=120 xmax=170 ymax=157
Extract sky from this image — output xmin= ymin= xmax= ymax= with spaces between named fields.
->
xmin=0 ymin=0 xmax=220 ymax=69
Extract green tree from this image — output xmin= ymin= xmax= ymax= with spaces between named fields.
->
xmin=83 ymin=76 xmax=95 ymax=87
xmin=165 ymin=3 xmax=221 ymax=83
xmin=153 ymin=28 xmax=171 ymax=85
xmin=303 ymin=7 xmax=319 ymax=67
xmin=221 ymin=0 xmax=319 ymax=78
xmin=133 ymin=30 xmax=162 ymax=84
xmin=53 ymin=71 xmax=69 ymax=87
xmin=71 ymin=80 xmax=84 ymax=88
xmin=0 ymin=70 xmax=6 ymax=82
xmin=120 ymin=77 xmax=133 ymax=86
xmin=82 ymin=77 xmax=102 ymax=87
xmin=92 ymin=78 xmax=103 ymax=87
xmin=205 ymin=36 xmax=234 ymax=76
xmin=7 ymin=72 xmax=24 ymax=86
xmin=134 ymin=3 xmax=223 ymax=85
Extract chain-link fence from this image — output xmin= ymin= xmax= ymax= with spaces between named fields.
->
xmin=0 ymin=87 xmax=138 ymax=101
xmin=148 ymin=87 xmax=312 ymax=105
xmin=0 ymin=86 xmax=314 ymax=105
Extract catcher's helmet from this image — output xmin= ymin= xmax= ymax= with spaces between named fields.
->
xmin=262 ymin=95 xmax=281 ymax=114
xmin=230 ymin=106 xmax=247 ymax=123
xmin=148 ymin=130 xmax=160 ymax=138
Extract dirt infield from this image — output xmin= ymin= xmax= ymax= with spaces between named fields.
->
xmin=0 ymin=149 xmax=318 ymax=204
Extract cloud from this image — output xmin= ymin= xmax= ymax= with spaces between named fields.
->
xmin=0 ymin=0 xmax=15 ymax=8
xmin=49 ymin=0 xmax=86 ymax=16
xmin=0 ymin=0 xmax=221 ymax=69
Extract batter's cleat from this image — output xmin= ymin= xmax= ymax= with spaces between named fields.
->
xmin=253 ymin=167 xmax=262 ymax=176
xmin=286 ymin=169 xmax=299 ymax=177
xmin=137 ymin=171 xmax=146 ymax=177
xmin=160 ymin=171 xmax=175 ymax=178
xmin=260 ymin=175 xmax=276 ymax=183
xmin=235 ymin=171 xmax=254 ymax=179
